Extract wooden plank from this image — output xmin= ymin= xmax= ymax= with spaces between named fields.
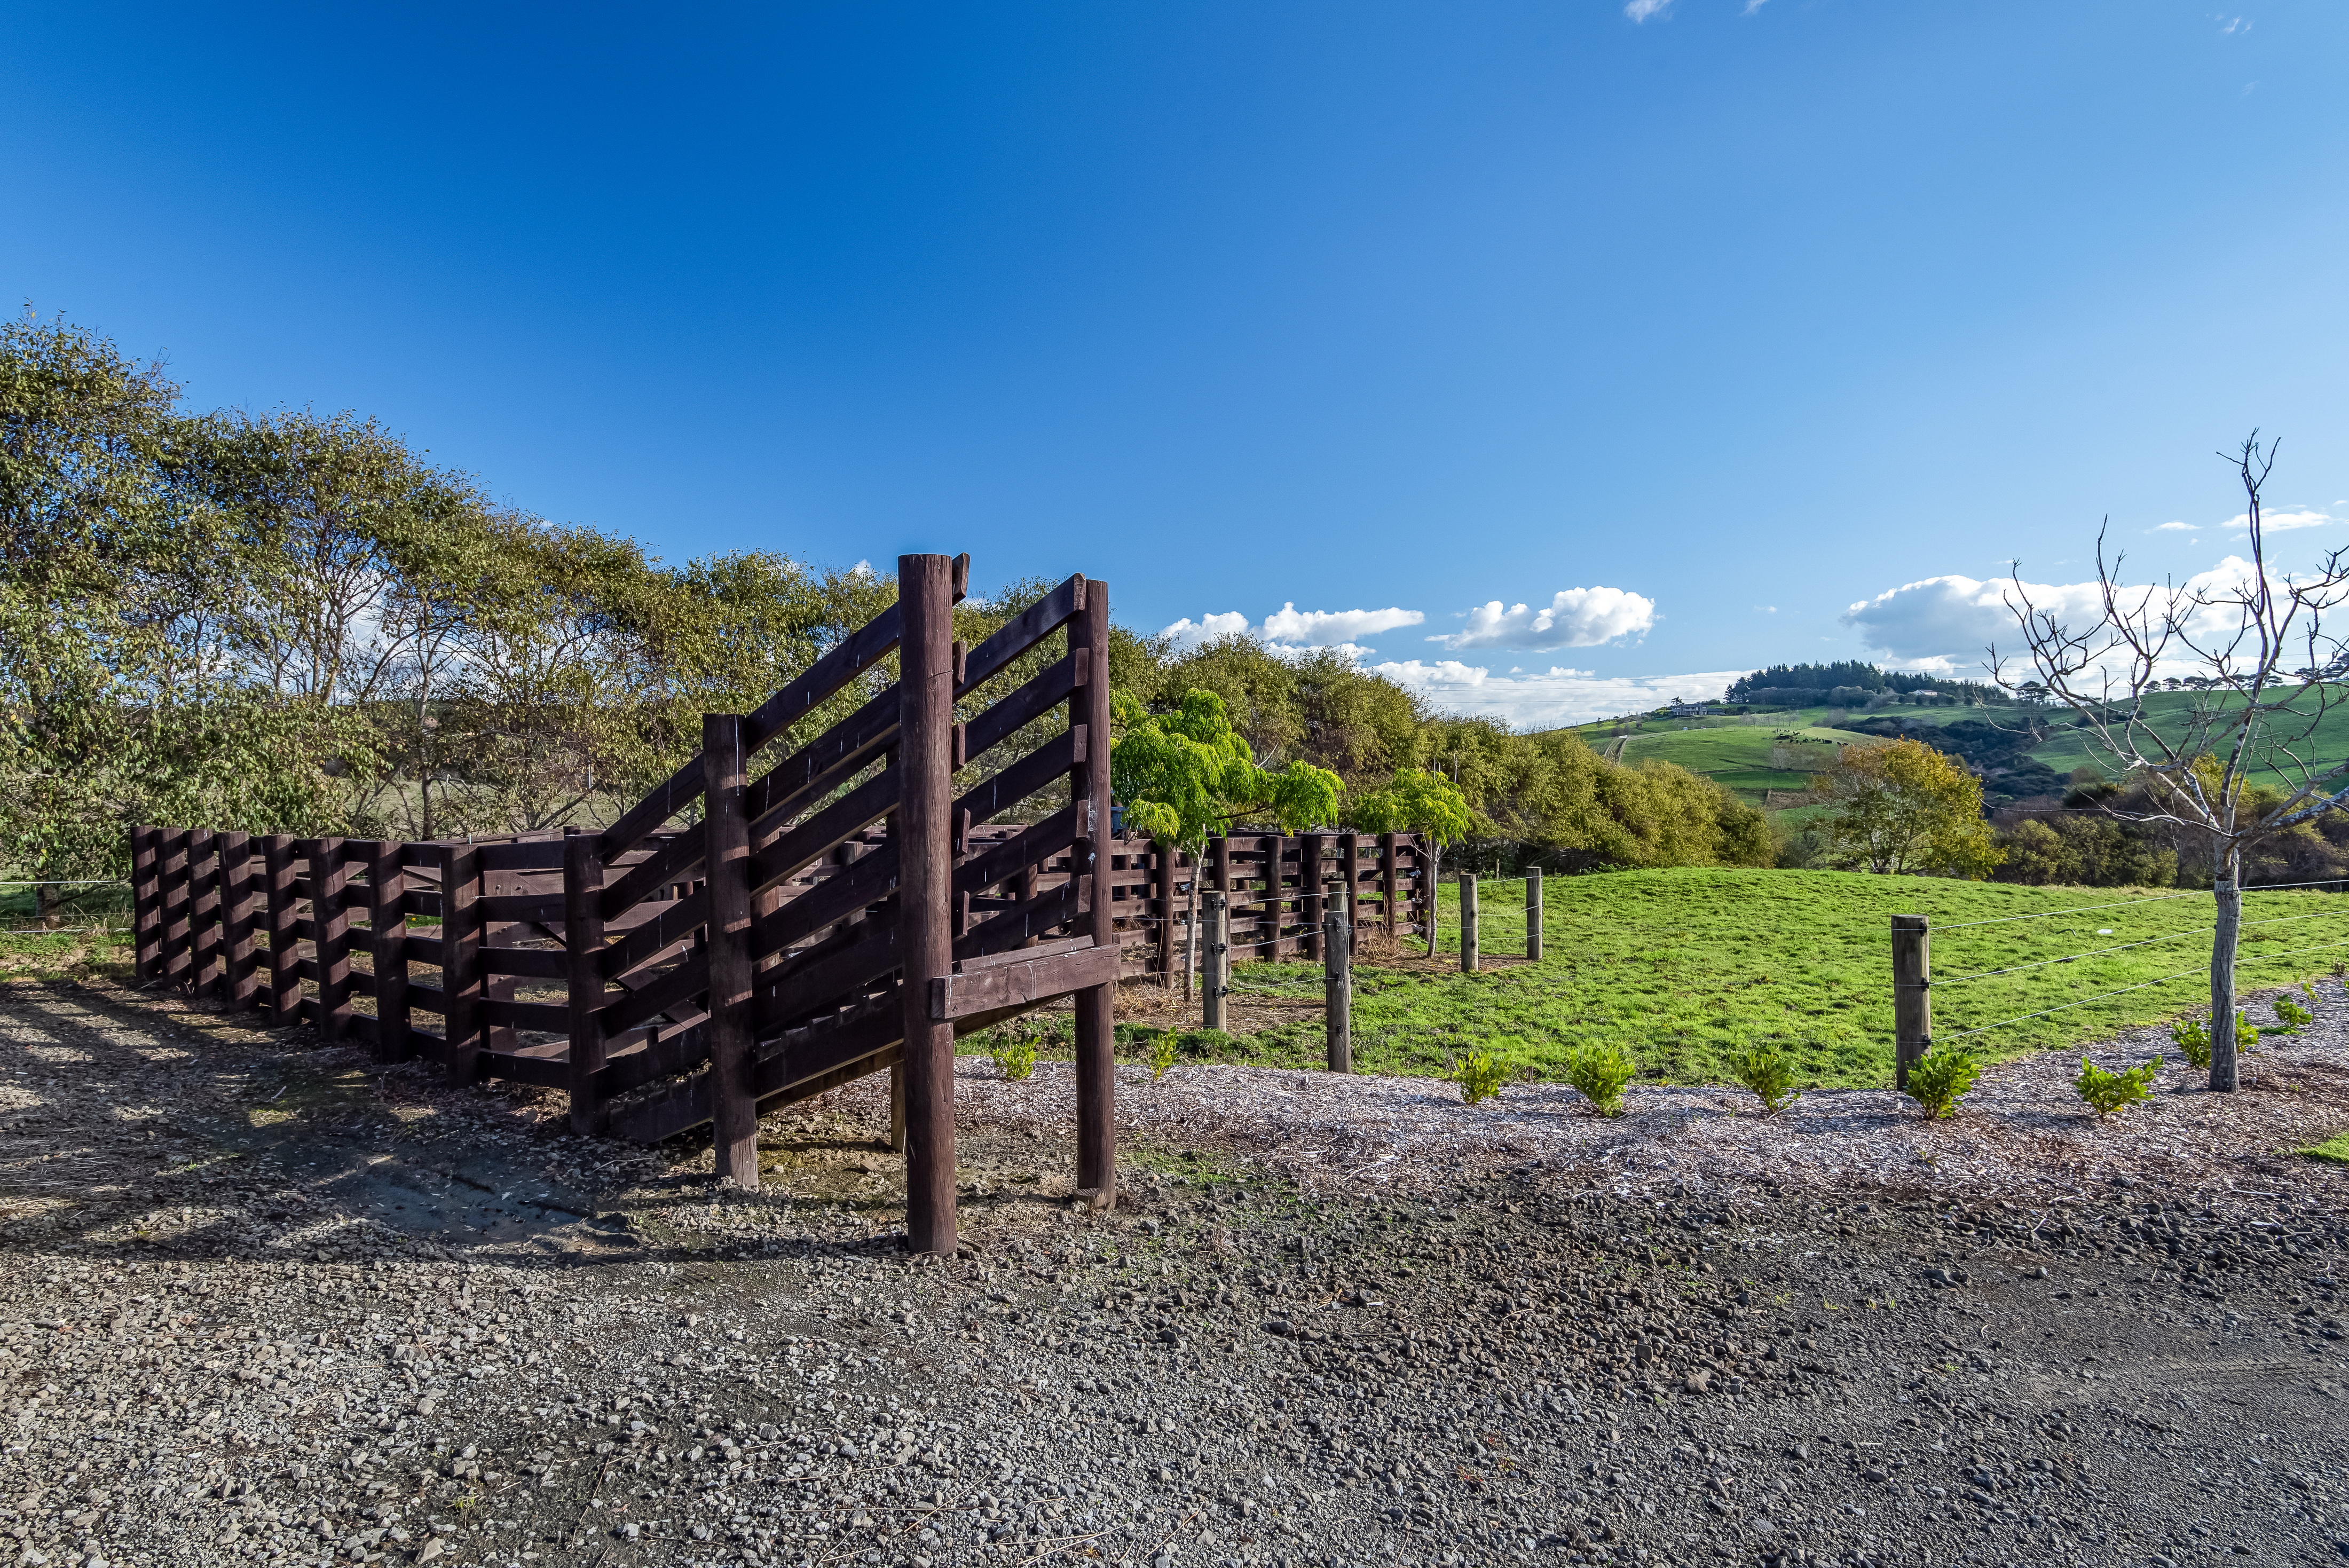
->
xmin=749 ymin=841 xmax=898 ymax=964
xmin=480 ymin=945 xmax=568 ymax=979
xmin=402 ymin=888 xmax=445 ymax=918
xmin=960 ymin=648 xmax=1081 ymax=763
xmin=743 ymin=600 xmax=904 ymax=754
xmin=482 ymin=997 xmax=571 ymax=1033
xmin=261 ymin=836 xmax=302 ymax=1025
xmin=744 ymin=682 xmax=898 ymax=830
xmin=953 ymin=799 xmax=1084 ymax=896
xmin=959 ymin=573 xmax=1082 ymax=694
xmin=403 ymin=933 xmax=444 ymax=967
xmin=477 ymin=839 xmax=569 ymax=872
xmin=952 ymin=869 xmax=1082 ymax=962
xmin=565 ymin=827 xmax=609 ymax=1133
xmin=479 ymin=1049 xmax=571 ymax=1089
xmin=189 ymin=829 xmax=222 ymax=997
xmin=953 ymin=724 xmax=1083 ymax=827
xmin=596 ymin=828 xmax=703 ymax=924
xmin=752 ymin=919 xmax=901 ymax=1032
xmin=1300 ymin=831 xmax=1325 ymax=963
xmin=220 ymin=831 xmax=259 ymax=1010
xmin=704 ymin=711 xmax=760 ymax=1187
xmin=898 ymin=556 xmax=961 ymax=1255
xmin=158 ymin=828 xmax=192 ymax=982
xmin=596 ymin=754 xmax=705 ymax=863
xmin=595 ymin=885 xmax=710 ymax=982
xmin=931 ymin=941 xmax=1117 ymax=1020
xmin=599 ymin=1015 xmax=710 ymax=1096
xmin=406 ymin=980 xmax=446 ymax=1016
xmin=1071 ymin=576 xmax=1116 ymax=1200
xmin=596 ymin=954 xmax=710 ymax=1037
xmin=440 ymin=842 xmax=484 ymax=1083
xmin=478 ymin=892 xmax=567 ymax=923
xmin=746 ymin=766 xmax=900 ymax=897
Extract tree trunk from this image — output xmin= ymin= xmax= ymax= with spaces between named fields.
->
xmin=1427 ymin=842 xmax=1441 ymax=957
xmin=2210 ymin=851 xmax=2242 ymax=1092
xmin=1184 ymin=864 xmax=1198 ymax=1008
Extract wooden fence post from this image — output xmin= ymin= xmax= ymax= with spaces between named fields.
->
xmin=1299 ymin=831 xmax=1325 ymax=962
xmin=440 ymin=842 xmax=483 ymax=1083
xmin=1202 ymin=893 xmax=1228 ymax=1032
xmin=704 ymin=711 xmax=761 ymax=1190
xmin=1525 ymin=866 xmax=1543 ymax=963
xmin=1073 ymin=574 xmax=1118 ymax=1204
xmin=1154 ymin=841 xmax=1176 ymax=984
xmin=1325 ymin=909 xmax=1352 ymax=1073
xmin=1264 ymin=833 xmax=1289 ymax=958
xmin=564 ymin=828 xmax=610 ymax=1133
xmin=190 ymin=829 xmax=222 ymax=1000
xmin=160 ymin=828 xmax=191 ymax=985
xmin=262 ymin=835 xmax=303 ymax=1026
xmin=221 ymin=831 xmax=258 ymax=1011
xmin=1339 ymin=830 xmax=1361 ymax=955
xmin=132 ymin=826 xmax=162 ymax=982
xmin=368 ymin=840 xmax=410 ymax=1061
xmin=896 ymin=554 xmax=958 ymax=1250
xmin=1460 ymin=871 xmax=1479 ymax=974
xmin=307 ymin=838 xmax=352 ymax=1038
xmin=1892 ymin=913 xmax=1930 ymax=1090
xmin=1378 ymin=831 xmax=1398 ymax=944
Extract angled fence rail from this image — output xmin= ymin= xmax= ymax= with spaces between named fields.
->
xmin=130 ymin=555 xmax=1431 ymax=1251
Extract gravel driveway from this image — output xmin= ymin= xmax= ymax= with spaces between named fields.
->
xmin=4 ymin=976 xmax=2348 ymax=1568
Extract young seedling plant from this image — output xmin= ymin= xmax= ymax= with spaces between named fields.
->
xmin=1563 ymin=1042 xmax=1637 ymax=1118
xmin=1451 ymin=1050 xmax=1509 ymax=1106
xmin=1901 ymin=1045 xmax=1981 ymax=1120
xmin=987 ymin=1033 xmax=1038 ymax=1082
xmin=1731 ymin=1042 xmax=1801 ymax=1116
xmin=2076 ymin=1054 xmax=2162 ymax=1118
xmin=2273 ymin=995 xmax=2313 ymax=1033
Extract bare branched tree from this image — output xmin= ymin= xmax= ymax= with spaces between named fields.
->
xmin=1992 ymin=433 xmax=2349 ymax=1092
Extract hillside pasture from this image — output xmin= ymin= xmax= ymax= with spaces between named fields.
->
xmin=1122 ymin=866 xmax=2349 ymax=1093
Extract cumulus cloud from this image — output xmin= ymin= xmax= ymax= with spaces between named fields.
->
xmin=1370 ymin=661 xmax=1741 ymax=728
xmin=1158 ymin=604 xmax=1421 ymax=654
xmin=1429 ymin=587 xmax=1658 ymax=651
xmin=2227 ymin=508 xmax=2335 ymax=532
xmin=2154 ymin=522 xmax=2195 ymax=532
xmin=1842 ymin=556 xmax=2277 ymax=671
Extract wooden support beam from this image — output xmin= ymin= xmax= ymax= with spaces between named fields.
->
xmin=897 ymin=553 xmax=959 ymax=1254
xmin=159 ymin=828 xmax=191 ymax=983
xmin=306 ymin=838 xmax=353 ymax=1039
xmin=221 ymin=831 xmax=258 ymax=1011
xmin=190 ymin=829 xmax=222 ymax=998
xmin=1073 ymin=574 xmax=1117 ymax=1205
xmin=1526 ymin=866 xmax=1544 ymax=962
xmin=1892 ymin=913 xmax=1930 ymax=1091
xmin=566 ymin=829 xmax=610 ymax=1133
xmin=1325 ymin=909 xmax=1352 ymax=1073
xmin=262 ymin=836 xmax=303 ymax=1025
xmin=132 ymin=826 xmax=162 ymax=982
xmin=703 ymin=711 xmax=760 ymax=1188
xmin=1378 ymin=831 xmax=1399 ymax=943
xmin=1339 ymin=831 xmax=1361 ymax=956
xmin=440 ymin=842 xmax=483 ymax=1082
xmin=368 ymin=840 xmax=411 ymax=1062
xmin=929 ymin=941 xmax=1120 ymax=1020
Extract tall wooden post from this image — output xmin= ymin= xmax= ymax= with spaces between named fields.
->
xmin=1525 ymin=866 xmax=1544 ymax=963
xmin=440 ymin=842 xmax=483 ymax=1083
xmin=1073 ymin=574 xmax=1118 ymax=1204
xmin=1153 ymin=842 xmax=1177 ymax=986
xmin=1299 ymin=831 xmax=1326 ymax=962
xmin=1263 ymin=834 xmax=1288 ymax=957
xmin=1378 ymin=831 xmax=1399 ymax=944
xmin=1891 ymin=913 xmax=1930 ymax=1091
xmin=221 ymin=831 xmax=258 ymax=1011
xmin=262 ymin=835 xmax=303 ymax=1026
xmin=704 ymin=712 xmax=761 ymax=1189
xmin=564 ymin=829 xmax=610 ymax=1133
xmin=308 ymin=838 xmax=352 ymax=1038
xmin=1202 ymin=893 xmax=1229 ymax=1032
xmin=1325 ymin=910 xmax=1352 ymax=1073
xmin=1459 ymin=871 xmax=1479 ymax=974
xmin=368 ymin=840 xmax=410 ymax=1062
xmin=132 ymin=826 xmax=162 ymax=982
xmin=2211 ymin=863 xmax=2242 ymax=1092
xmin=189 ymin=829 xmax=222 ymax=1000
xmin=1339 ymin=831 xmax=1361 ymax=955
xmin=897 ymin=554 xmax=959 ymax=1249
xmin=160 ymin=828 xmax=191 ymax=984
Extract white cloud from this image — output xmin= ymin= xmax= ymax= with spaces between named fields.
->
xmin=1741 ymin=0 xmax=1768 ymax=11
xmin=2154 ymin=521 xmax=2195 ymax=532
xmin=1430 ymin=586 xmax=1658 ymax=651
xmin=1160 ymin=604 xmax=1422 ymax=654
xmin=1260 ymin=603 xmax=1423 ymax=644
xmin=1371 ymin=660 xmax=1741 ymax=728
xmin=1625 ymin=0 xmax=1672 ymax=18
xmin=2226 ymin=508 xmax=2335 ymax=532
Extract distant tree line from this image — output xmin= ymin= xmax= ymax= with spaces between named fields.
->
xmin=1724 ymin=660 xmax=2008 ymax=707
xmin=1 ymin=312 xmax=1775 ymax=897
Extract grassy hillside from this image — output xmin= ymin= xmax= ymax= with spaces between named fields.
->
xmin=1176 ymin=867 xmax=2349 ymax=1091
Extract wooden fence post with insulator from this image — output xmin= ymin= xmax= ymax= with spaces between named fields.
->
xmin=1325 ymin=909 xmax=1352 ymax=1073
xmin=896 ymin=554 xmax=959 ymax=1249
xmin=1526 ymin=866 xmax=1543 ymax=963
xmin=703 ymin=712 xmax=760 ymax=1189
xmin=1202 ymin=893 xmax=1229 ymax=1032
xmin=1891 ymin=913 xmax=1930 ymax=1090
xmin=1072 ymin=573 xmax=1118 ymax=1209
xmin=1460 ymin=871 xmax=1479 ymax=974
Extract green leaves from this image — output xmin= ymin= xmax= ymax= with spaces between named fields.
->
xmin=1901 ymin=1045 xmax=1982 ymax=1120
xmin=1110 ymin=687 xmax=1343 ymax=847
xmin=2075 ymin=1054 xmax=2162 ymax=1118
xmin=1345 ymin=766 xmax=1471 ymax=845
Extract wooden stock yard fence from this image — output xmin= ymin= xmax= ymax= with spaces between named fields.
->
xmin=128 ymin=554 xmax=1431 ymax=1253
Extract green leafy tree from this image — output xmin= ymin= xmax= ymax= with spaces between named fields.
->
xmin=1112 ymin=688 xmax=1341 ymax=999
xmin=1345 ymin=765 xmax=1472 ymax=953
xmin=1813 ymin=736 xmax=2001 ymax=877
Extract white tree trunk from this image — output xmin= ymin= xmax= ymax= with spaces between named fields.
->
xmin=2210 ymin=850 xmax=2242 ymax=1092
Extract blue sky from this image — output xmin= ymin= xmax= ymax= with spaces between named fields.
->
xmin=7 ymin=1 xmax=2346 ymax=724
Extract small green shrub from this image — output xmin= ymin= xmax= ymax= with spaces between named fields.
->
xmin=1902 ymin=1046 xmax=1981 ymax=1120
xmin=2273 ymin=996 xmax=2313 ymax=1033
xmin=1452 ymin=1050 xmax=1509 ymax=1106
xmin=2076 ymin=1054 xmax=2162 ymax=1118
xmin=1562 ymin=1042 xmax=1637 ymax=1117
xmin=2236 ymin=1012 xmax=2260 ymax=1053
xmin=1150 ymin=1030 xmax=1178 ymax=1081
xmin=987 ymin=1034 xmax=1038 ymax=1082
xmin=2170 ymin=1016 xmax=2211 ymax=1070
xmin=1731 ymin=1042 xmax=1801 ymax=1115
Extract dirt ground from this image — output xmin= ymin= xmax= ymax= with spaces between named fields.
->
xmin=3 ymin=974 xmax=2347 ymax=1568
